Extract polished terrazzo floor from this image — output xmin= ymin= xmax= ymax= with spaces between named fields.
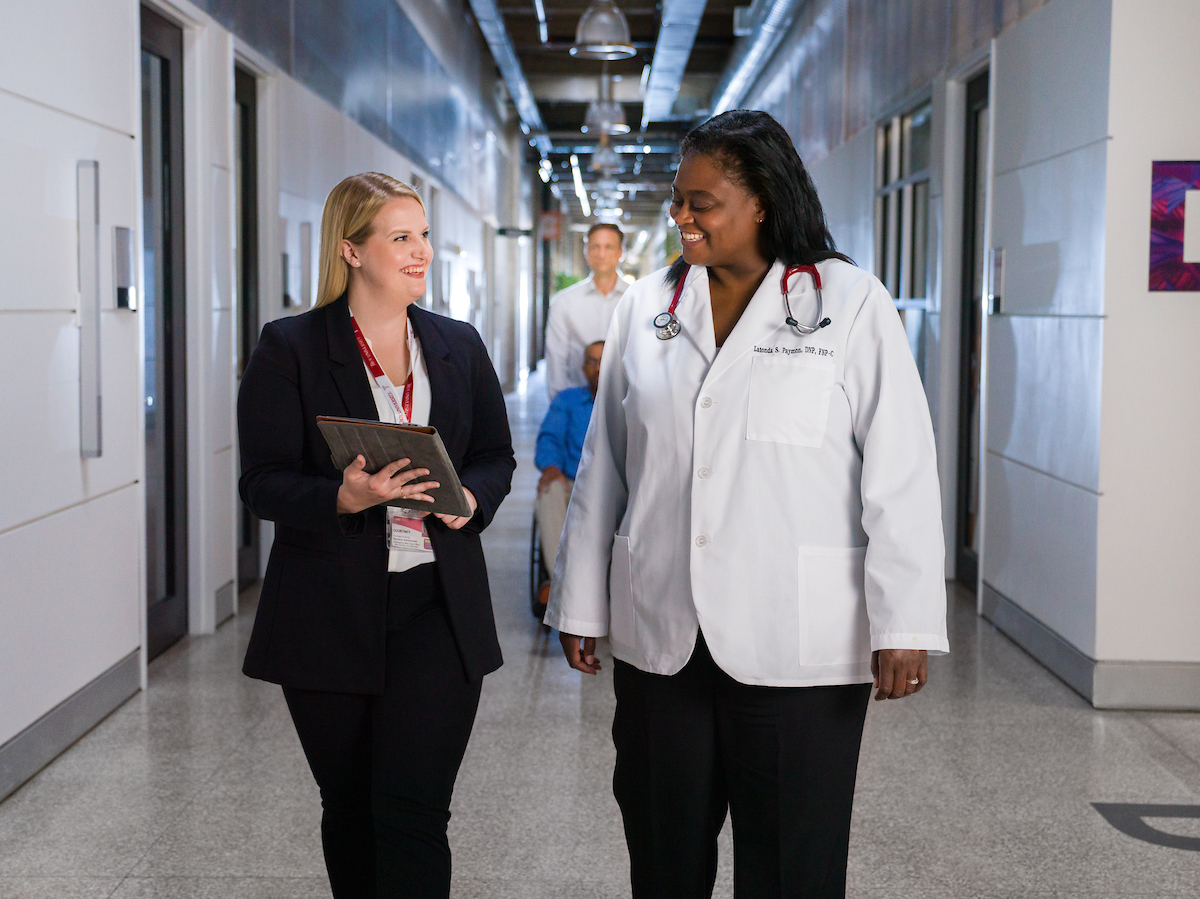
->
xmin=1 ymin=370 xmax=1198 ymax=898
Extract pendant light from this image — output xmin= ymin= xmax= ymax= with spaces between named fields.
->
xmin=582 ymin=71 xmax=630 ymax=135
xmin=570 ymin=0 xmax=637 ymax=60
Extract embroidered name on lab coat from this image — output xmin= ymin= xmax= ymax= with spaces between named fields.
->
xmin=754 ymin=345 xmax=835 ymax=358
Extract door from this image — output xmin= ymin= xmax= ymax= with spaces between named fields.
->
xmin=234 ymin=65 xmax=260 ymax=590
xmin=955 ymin=71 xmax=989 ymax=589
xmin=141 ymin=6 xmax=188 ymax=657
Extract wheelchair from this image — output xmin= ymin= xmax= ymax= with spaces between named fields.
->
xmin=529 ymin=509 xmax=551 ymax=621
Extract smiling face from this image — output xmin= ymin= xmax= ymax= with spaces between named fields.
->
xmin=341 ymin=196 xmax=431 ymax=305
xmin=669 ymin=153 xmax=766 ymax=273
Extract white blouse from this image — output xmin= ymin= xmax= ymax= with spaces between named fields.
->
xmin=362 ymin=318 xmax=435 ymax=573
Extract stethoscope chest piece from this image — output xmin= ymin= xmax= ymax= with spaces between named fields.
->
xmin=654 ymin=311 xmax=681 ymax=340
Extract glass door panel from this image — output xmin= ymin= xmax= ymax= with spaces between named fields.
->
xmin=956 ymin=71 xmax=989 ymax=589
xmin=141 ymin=5 xmax=188 ymax=657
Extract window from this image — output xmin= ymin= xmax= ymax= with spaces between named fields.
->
xmin=875 ymin=101 xmax=932 ymax=374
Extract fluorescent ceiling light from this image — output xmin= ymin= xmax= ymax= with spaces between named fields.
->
xmin=571 ymin=155 xmax=592 ymax=217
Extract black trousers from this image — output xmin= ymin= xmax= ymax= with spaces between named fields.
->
xmin=283 ymin=564 xmax=481 ymax=899
xmin=612 ymin=634 xmax=872 ymax=899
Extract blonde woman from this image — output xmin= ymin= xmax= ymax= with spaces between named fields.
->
xmin=237 ymin=172 xmax=514 ymax=899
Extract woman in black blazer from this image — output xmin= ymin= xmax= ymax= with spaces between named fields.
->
xmin=237 ymin=172 xmax=515 ymax=899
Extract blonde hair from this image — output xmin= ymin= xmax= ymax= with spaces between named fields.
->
xmin=315 ymin=172 xmax=425 ymax=308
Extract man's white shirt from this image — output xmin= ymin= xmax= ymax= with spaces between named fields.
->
xmin=544 ymin=272 xmax=629 ymax=398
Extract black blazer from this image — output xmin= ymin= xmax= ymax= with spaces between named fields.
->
xmin=238 ymin=297 xmax=515 ymax=690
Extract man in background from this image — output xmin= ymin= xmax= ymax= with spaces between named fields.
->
xmin=544 ymin=223 xmax=627 ymax=399
xmin=533 ymin=340 xmax=604 ymax=615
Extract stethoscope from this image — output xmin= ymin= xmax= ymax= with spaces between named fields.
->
xmin=654 ymin=263 xmax=832 ymax=340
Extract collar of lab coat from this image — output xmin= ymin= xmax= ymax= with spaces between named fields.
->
xmin=676 ymin=260 xmax=814 ymax=388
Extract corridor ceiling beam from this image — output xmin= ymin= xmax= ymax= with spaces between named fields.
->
xmin=640 ymin=0 xmax=709 ymax=127
xmin=467 ymin=0 xmax=554 ymax=154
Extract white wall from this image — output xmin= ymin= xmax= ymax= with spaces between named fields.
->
xmin=0 ymin=0 xmax=142 ymax=745
xmin=982 ymin=0 xmax=1112 ymax=655
xmin=1095 ymin=0 xmax=1200 ymax=663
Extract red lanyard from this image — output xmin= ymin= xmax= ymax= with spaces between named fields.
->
xmin=350 ymin=315 xmax=413 ymax=423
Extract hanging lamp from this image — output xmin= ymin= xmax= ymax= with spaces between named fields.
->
xmin=582 ymin=71 xmax=630 ymax=135
xmin=570 ymin=0 xmax=637 ymax=60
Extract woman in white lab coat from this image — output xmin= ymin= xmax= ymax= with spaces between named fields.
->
xmin=544 ymin=110 xmax=948 ymax=899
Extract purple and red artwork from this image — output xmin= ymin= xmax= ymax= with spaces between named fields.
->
xmin=1149 ymin=161 xmax=1200 ymax=291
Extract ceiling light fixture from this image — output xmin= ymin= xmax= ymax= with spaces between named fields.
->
xmin=581 ymin=70 xmax=630 ymax=135
xmin=591 ymin=144 xmax=624 ymax=174
xmin=570 ymin=0 xmax=636 ymax=60
xmin=571 ymin=155 xmax=592 ymax=217
xmin=532 ymin=0 xmax=549 ymax=44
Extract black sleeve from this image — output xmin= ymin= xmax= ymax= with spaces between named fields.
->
xmin=454 ymin=327 xmax=516 ymax=534
xmin=237 ymin=320 xmax=362 ymax=536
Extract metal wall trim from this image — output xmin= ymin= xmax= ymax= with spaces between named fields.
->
xmin=981 ymin=582 xmax=1095 ymax=700
xmin=0 ymin=651 xmax=140 ymax=802
xmin=982 ymin=583 xmax=1200 ymax=710
xmin=77 ymin=160 xmax=101 ymax=458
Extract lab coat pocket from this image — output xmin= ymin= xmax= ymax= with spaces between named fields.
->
xmin=797 ymin=545 xmax=871 ymax=666
xmin=608 ymin=535 xmax=636 ymax=648
xmin=746 ymin=354 xmax=836 ymax=447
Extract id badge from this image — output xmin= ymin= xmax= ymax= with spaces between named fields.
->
xmin=386 ymin=507 xmax=433 ymax=553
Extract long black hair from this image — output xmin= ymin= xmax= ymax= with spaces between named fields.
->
xmin=665 ymin=109 xmax=852 ymax=289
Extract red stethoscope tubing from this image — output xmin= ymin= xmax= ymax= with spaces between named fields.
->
xmin=657 ymin=263 xmax=827 ymax=338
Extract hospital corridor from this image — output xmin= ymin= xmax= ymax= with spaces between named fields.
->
xmin=1 ymin=1 xmax=1199 ymax=897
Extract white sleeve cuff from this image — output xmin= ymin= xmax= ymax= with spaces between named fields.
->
xmin=542 ymin=610 xmax=608 ymax=638
xmin=871 ymin=632 xmax=950 ymax=655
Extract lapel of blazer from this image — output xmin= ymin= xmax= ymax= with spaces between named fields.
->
xmin=325 ymin=296 xmax=380 ymax=421
xmin=407 ymin=304 xmax=455 ymax=438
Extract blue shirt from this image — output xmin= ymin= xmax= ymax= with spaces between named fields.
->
xmin=535 ymin=386 xmax=595 ymax=480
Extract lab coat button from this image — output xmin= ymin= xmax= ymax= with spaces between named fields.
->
xmin=695 ymin=535 xmax=708 ymax=547
xmin=700 ymin=396 xmax=713 ymax=408
xmin=697 ymin=467 xmax=710 ymax=479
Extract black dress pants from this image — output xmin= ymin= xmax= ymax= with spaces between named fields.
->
xmin=282 ymin=564 xmax=481 ymax=899
xmin=612 ymin=633 xmax=872 ymax=899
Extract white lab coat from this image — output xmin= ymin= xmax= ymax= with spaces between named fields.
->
xmin=544 ymin=259 xmax=948 ymax=687
xmin=544 ymin=273 xmax=629 ymax=398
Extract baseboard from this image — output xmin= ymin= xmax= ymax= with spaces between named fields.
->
xmin=981 ymin=583 xmax=1095 ymax=700
xmin=1092 ymin=662 xmax=1200 ymax=710
xmin=0 ymin=650 xmax=140 ymax=802
xmin=981 ymin=584 xmax=1200 ymax=710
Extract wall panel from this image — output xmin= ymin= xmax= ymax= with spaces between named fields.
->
xmin=986 ymin=315 xmax=1103 ymax=491
xmin=0 ymin=486 xmax=141 ymax=746
xmin=983 ymin=455 xmax=1098 ymax=656
xmin=0 ymin=0 xmax=137 ymax=135
xmin=991 ymin=140 xmax=1109 ymax=317
xmin=991 ymin=0 xmax=1111 ymax=174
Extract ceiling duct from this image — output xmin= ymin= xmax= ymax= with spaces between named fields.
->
xmin=467 ymin=0 xmax=552 ymax=154
xmin=571 ymin=1 xmax=637 ymax=60
xmin=640 ymin=0 xmax=709 ymax=127
xmin=711 ymin=0 xmax=802 ymax=115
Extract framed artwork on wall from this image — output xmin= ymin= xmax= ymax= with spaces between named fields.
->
xmin=1149 ymin=161 xmax=1200 ymax=291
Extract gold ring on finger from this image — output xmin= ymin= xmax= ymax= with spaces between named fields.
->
xmin=907 ymin=678 xmax=920 ymax=685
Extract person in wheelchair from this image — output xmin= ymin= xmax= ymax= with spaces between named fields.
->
xmin=533 ymin=339 xmax=604 ymax=616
